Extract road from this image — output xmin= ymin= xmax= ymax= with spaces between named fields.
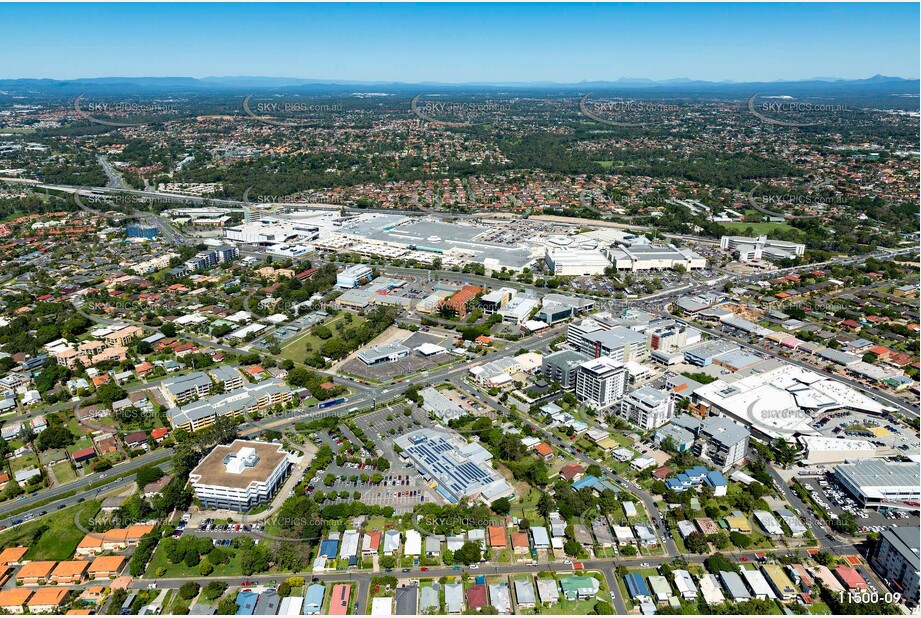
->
xmin=97 ymin=155 xmax=128 ymax=190
xmin=0 ymin=449 xmax=172 ymax=523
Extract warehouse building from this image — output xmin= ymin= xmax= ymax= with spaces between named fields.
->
xmin=834 ymin=460 xmax=920 ymax=509
xmin=393 ymin=428 xmax=514 ymax=504
xmin=607 ymin=243 xmax=707 ymax=272
xmin=357 ymin=342 xmax=410 ymax=366
xmin=798 ymin=436 xmax=876 ymax=464
xmin=420 ymin=387 xmax=465 ymax=422
xmin=775 ymin=508 xmax=807 ymax=537
xmin=544 ymin=248 xmax=612 ymax=276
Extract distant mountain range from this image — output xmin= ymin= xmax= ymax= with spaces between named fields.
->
xmin=0 ymin=74 xmax=917 ymax=97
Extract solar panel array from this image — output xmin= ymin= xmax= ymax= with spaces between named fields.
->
xmin=407 ymin=433 xmax=498 ymax=500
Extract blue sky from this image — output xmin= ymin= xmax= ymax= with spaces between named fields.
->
xmin=1 ymin=3 xmax=917 ymax=82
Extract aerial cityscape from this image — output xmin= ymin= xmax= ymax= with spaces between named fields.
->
xmin=0 ymin=2 xmax=918 ymax=616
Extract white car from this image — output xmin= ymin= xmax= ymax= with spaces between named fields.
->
xmin=563 ymin=560 xmax=573 ymax=565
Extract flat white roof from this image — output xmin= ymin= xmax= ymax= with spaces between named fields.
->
xmin=800 ymin=436 xmax=876 ymax=452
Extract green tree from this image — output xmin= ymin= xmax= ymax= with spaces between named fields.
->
xmin=491 ymin=497 xmax=511 ymax=516
xmin=455 ymin=541 xmax=482 ymax=565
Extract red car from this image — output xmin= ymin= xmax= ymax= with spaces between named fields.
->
xmin=740 ymin=557 xmax=749 ymax=562
xmin=420 ymin=567 xmax=429 ymax=572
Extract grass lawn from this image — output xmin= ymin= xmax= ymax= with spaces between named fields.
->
xmin=0 ymin=499 xmax=101 ymax=560
xmin=8 ymin=452 xmax=40 ymax=473
xmin=280 ymin=314 xmax=367 ymax=364
xmin=145 ymin=544 xmax=244 ymax=578
xmin=51 ymin=461 xmax=78 ymax=484
xmin=809 ymin=600 xmax=832 ymax=615
xmin=721 ymin=221 xmax=795 ymax=234
xmin=557 ymin=597 xmax=608 ymax=614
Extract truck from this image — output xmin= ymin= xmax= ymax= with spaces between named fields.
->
xmin=318 ymin=397 xmax=346 ymax=409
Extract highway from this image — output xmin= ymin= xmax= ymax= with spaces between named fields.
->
xmin=0 ymin=449 xmax=173 ymax=523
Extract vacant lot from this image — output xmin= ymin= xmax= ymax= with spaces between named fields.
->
xmin=51 ymin=461 xmax=78 ymax=484
xmin=0 ymin=499 xmax=101 ymax=560
xmin=280 ymin=313 xmax=367 ymax=364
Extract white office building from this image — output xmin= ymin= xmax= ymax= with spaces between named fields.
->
xmin=337 ymin=264 xmax=373 ymax=288
xmin=720 ymin=235 xmax=806 ymax=263
xmin=619 ymin=386 xmax=675 ymax=430
xmin=575 ymin=357 xmax=627 ymax=409
xmin=189 ymin=440 xmax=292 ymax=511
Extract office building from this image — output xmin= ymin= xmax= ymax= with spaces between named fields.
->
xmin=126 ymin=224 xmax=158 ymax=239
xmin=570 ymin=322 xmax=649 ymax=363
xmin=619 ymin=386 xmax=674 ymax=430
xmin=337 ymin=264 xmax=373 ymax=289
xmin=499 ymin=295 xmax=539 ymax=325
xmin=575 ymin=357 xmax=627 ymax=409
xmin=541 ymin=349 xmax=591 ymax=390
xmin=189 ymin=440 xmax=292 ymax=511
xmin=479 ymin=288 xmax=515 ymax=314
xmin=537 ymin=293 xmax=595 ymax=325
xmin=357 ymin=342 xmax=410 ymax=366
xmin=436 ymin=285 xmax=484 ymax=318
xmin=720 ymin=235 xmax=806 ymax=262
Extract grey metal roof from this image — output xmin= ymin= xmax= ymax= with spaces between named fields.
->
xmin=718 ymin=571 xmax=750 ymax=600
xmin=357 ymin=342 xmax=410 ymax=363
xmin=395 ymin=586 xmax=418 ymax=615
xmin=700 ymin=416 xmax=750 ymax=448
xmin=880 ymin=526 xmax=920 ymax=567
xmin=514 ymin=579 xmax=536 ymax=605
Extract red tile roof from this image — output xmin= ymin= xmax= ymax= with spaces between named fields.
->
xmin=466 ymin=585 xmax=487 ymax=609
